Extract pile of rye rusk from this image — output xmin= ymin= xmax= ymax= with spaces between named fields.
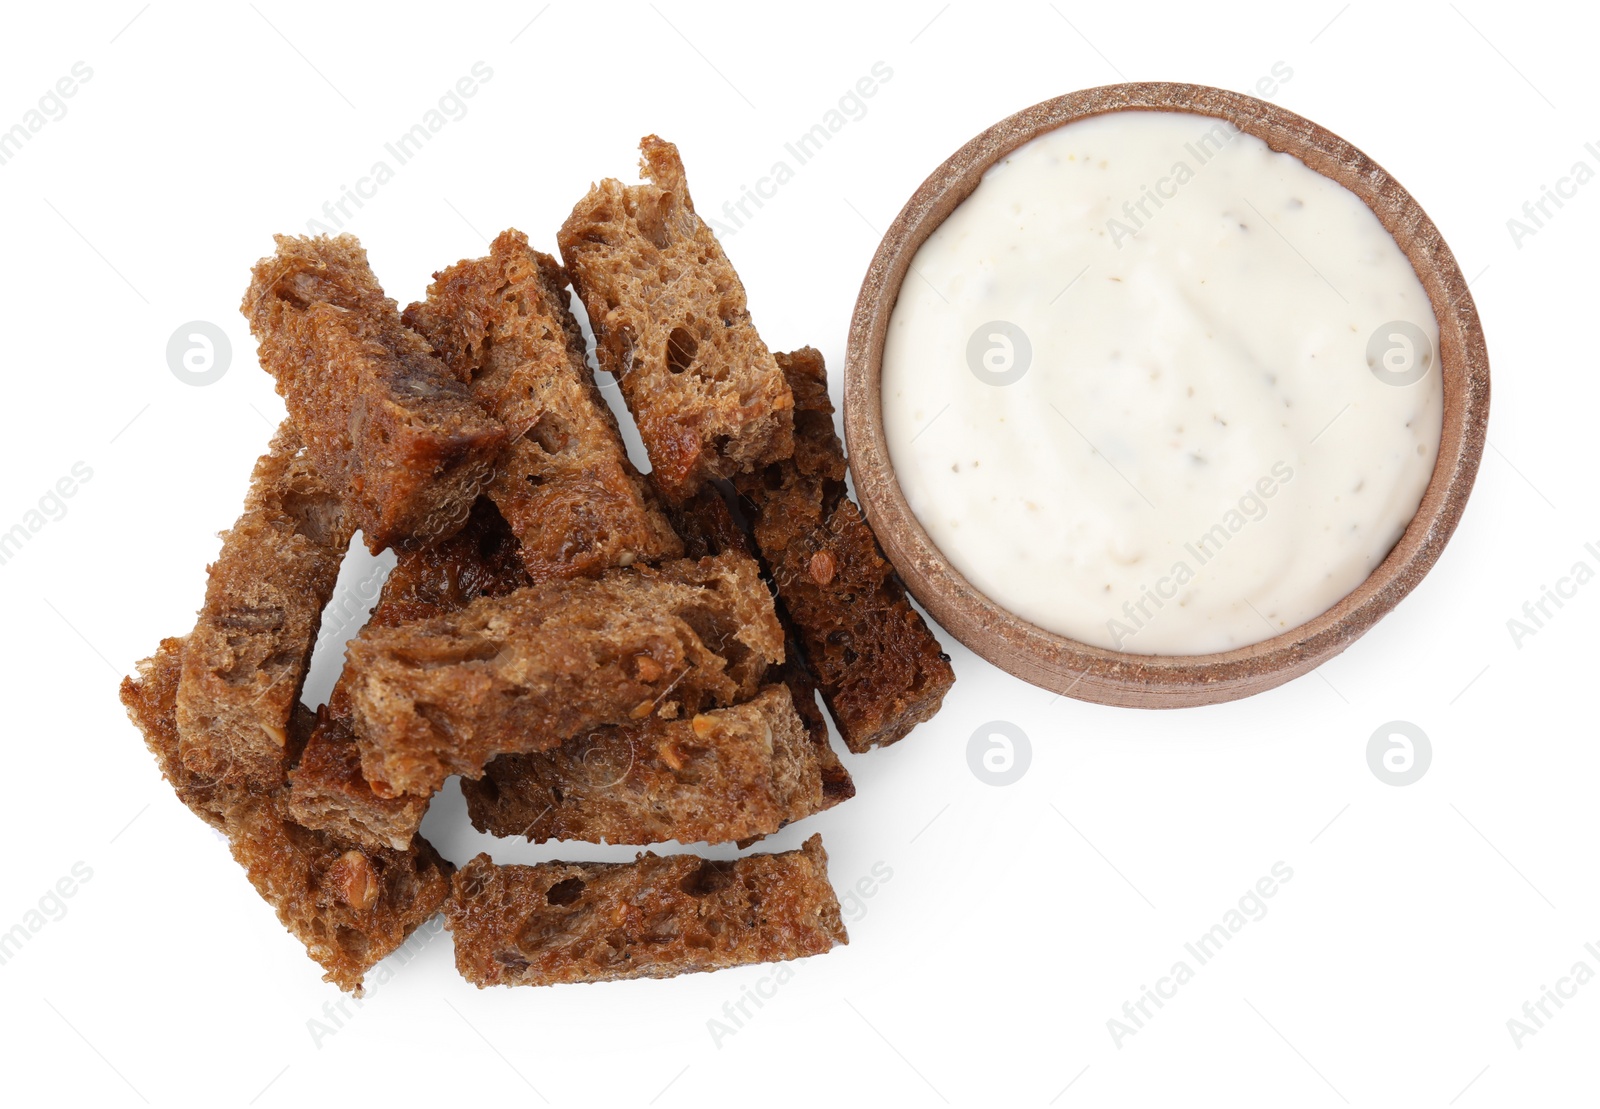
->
xmin=120 ymin=135 xmax=955 ymax=992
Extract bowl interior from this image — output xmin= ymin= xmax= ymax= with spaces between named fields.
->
xmin=842 ymin=82 xmax=1489 ymax=708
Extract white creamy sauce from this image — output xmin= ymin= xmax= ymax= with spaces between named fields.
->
xmin=882 ymin=110 xmax=1443 ymax=655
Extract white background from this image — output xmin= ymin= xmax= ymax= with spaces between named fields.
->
xmin=0 ymin=2 xmax=1594 ymax=1106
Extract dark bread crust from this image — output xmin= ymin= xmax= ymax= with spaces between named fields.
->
xmin=402 ymin=230 xmax=682 ymax=579
xmin=242 ymin=234 xmax=508 ymax=551
xmin=461 ymin=684 xmax=827 ymax=846
xmin=734 ymin=348 xmax=954 ymax=751
xmin=663 ymin=484 xmax=855 ymax=806
xmin=557 ymin=136 xmax=794 ymax=501
xmin=446 ymin=833 xmax=845 ymax=987
xmin=121 ymin=638 xmax=452 ymax=993
xmin=663 ymin=483 xmax=757 ymax=563
xmin=286 ymin=500 xmax=528 ymax=849
xmin=177 ymin=423 xmax=353 ymax=790
xmin=344 ymin=552 xmax=785 ymax=797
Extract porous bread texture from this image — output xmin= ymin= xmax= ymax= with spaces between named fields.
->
xmin=225 ymin=791 xmax=453 ymax=994
xmin=344 ymin=552 xmax=785 ymax=798
xmin=558 ymin=135 xmax=794 ymax=502
xmin=402 ymin=229 xmax=682 ymax=580
xmin=733 ymin=348 xmax=955 ymax=751
xmin=660 ymin=484 xmax=855 ymax=808
xmin=462 ymin=684 xmax=827 ymax=846
xmin=768 ymin=631 xmax=857 ymax=809
xmin=177 ymin=422 xmax=352 ymax=791
xmin=446 ymin=833 xmax=845 ymax=987
xmin=242 ymin=234 xmax=508 ymax=551
xmin=285 ymin=499 xmax=528 ymax=849
xmin=772 ymin=497 xmax=954 ymax=751
xmin=123 ymin=636 xmax=262 ymax=830
xmin=120 ymin=639 xmax=452 ymax=993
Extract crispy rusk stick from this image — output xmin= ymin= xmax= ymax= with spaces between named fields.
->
xmin=446 ymin=834 xmax=845 ymax=987
xmin=283 ymin=705 xmax=431 ymax=855
xmin=461 ymin=685 xmax=827 ymax=846
xmin=285 ymin=500 xmax=528 ymax=849
xmin=242 ymin=233 xmax=507 ymax=551
xmin=177 ymin=422 xmax=353 ymax=790
xmin=403 ymin=229 xmax=682 ymax=579
xmin=122 ymin=636 xmax=267 ymax=830
xmin=225 ymin=790 xmax=453 ymax=994
xmin=733 ymin=348 xmax=954 ymax=752
xmin=121 ymin=639 xmax=453 ymax=993
xmin=557 ymin=136 xmax=793 ymax=501
xmin=662 ymin=484 xmax=855 ymax=806
xmin=344 ymin=552 xmax=784 ymax=797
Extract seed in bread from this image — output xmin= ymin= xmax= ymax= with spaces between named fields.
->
xmin=402 ymin=230 xmax=683 ymax=579
xmin=344 ymin=552 xmax=784 ymax=797
xmin=557 ymin=136 xmax=794 ymax=501
xmin=733 ymin=348 xmax=955 ymax=752
xmin=286 ymin=499 xmax=530 ymax=849
xmin=445 ymin=833 xmax=845 ymax=987
xmin=242 ymin=234 xmax=508 ymax=551
xmin=462 ymin=684 xmax=829 ymax=846
xmin=176 ymin=422 xmax=353 ymax=790
xmin=226 ymin=789 xmax=454 ymax=994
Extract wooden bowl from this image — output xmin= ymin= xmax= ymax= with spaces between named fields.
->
xmin=842 ymin=83 xmax=1490 ymax=708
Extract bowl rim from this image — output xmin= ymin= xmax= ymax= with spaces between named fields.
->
xmin=841 ymin=81 xmax=1491 ymax=708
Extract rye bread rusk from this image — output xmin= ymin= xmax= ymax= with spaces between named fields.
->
xmin=343 ymin=552 xmax=785 ymax=797
xmin=661 ymin=483 xmax=855 ymax=806
xmin=121 ymin=641 xmax=452 ymax=994
xmin=224 ymin=789 xmax=454 ymax=995
xmin=446 ymin=833 xmax=845 ymax=987
xmin=285 ymin=499 xmax=528 ymax=850
xmin=461 ymin=684 xmax=830 ymax=846
xmin=557 ymin=136 xmax=794 ymax=502
xmin=123 ymin=636 xmax=267 ymax=830
xmin=402 ymin=230 xmax=682 ymax=579
xmin=284 ymin=710 xmax=430 ymax=854
xmin=733 ymin=348 xmax=954 ymax=752
xmin=176 ymin=422 xmax=353 ymax=791
xmin=242 ymin=234 xmax=508 ymax=551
